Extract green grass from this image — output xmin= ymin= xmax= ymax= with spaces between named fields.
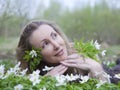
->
xmin=101 ymin=45 xmax=120 ymax=68
xmin=0 ymin=37 xmax=19 ymax=51
xmin=105 ymin=45 xmax=120 ymax=59
xmin=0 ymin=37 xmax=19 ymax=66
xmin=0 ymin=59 xmax=17 ymax=70
xmin=106 ymin=45 xmax=120 ymax=54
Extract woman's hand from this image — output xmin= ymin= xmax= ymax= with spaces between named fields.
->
xmin=60 ymin=54 xmax=104 ymax=76
xmin=45 ymin=64 xmax=68 ymax=76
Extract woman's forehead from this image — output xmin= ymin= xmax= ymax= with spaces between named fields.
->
xmin=35 ymin=24 xmax=57 ymax=37
xmin=29 ymin=24 xmax=58 ymax=46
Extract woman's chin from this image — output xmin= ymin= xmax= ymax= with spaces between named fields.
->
xmin=59 ymin=55 xmax=67 ymax=61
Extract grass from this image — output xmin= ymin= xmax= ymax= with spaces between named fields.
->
xmin=0 ymin=37 xmax=19 ymax=65
xmin=0 ymin=37 xmax=19 ymax=51
xmin=106 ymin=45 xmax=120 ymax=56
xmin=105 ymin=45 xmax=120 ymax=61
xmin=0 ymin=59 xmax=17 ymax=70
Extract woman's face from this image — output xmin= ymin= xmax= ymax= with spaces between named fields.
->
xmin=30 ymin=24 xmax=68 ymax=64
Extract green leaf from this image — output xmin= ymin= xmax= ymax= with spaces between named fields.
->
xmin=74 ymin=39 xmax=101 ymax=62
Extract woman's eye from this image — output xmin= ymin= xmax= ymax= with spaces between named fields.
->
xmin=42 ymin=41 xmax=49 ymax=48
xmin=52 ymin=33 xmax=57 ymax=39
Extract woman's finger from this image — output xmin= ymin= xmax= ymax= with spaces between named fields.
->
xmin=58 ymin=67 xmax=68 ymax=75
xmin=45 ymin=64 xmax=68 ymax=76
xmin=61 ymin=61 xmax=90 ymax=71
xmin=61 ymin=59 xmax=85 ymax=64
xmin=60 ymin=61 xmax=77 ymax=67
xmin=56 ymin=65 xmax=68 ymax=72
xmin=61 ymin=60 xmax=77 ymax=63
xmin=67 ymin=53 xmax=79 ymax=59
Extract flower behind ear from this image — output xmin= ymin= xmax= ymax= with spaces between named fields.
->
xmin=24 ymin=47 xmax=42 ymax=71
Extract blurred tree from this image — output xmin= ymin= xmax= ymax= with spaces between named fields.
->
xmin=56 ymin=0 xmax=120 ymax=45
xmin=35 ymin=1 xmax=47 ymax=19
xmin=36 ymin=0 xmax=62 ymax=21
xmin=0 ymin=0 xmax=30 ymax=39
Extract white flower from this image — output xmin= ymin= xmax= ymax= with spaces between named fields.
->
xmin=102 ymin=72 xmax=111 ymax=78
xmin=8 ymin=68 xmax=16 ymax=74
xmin=101 ymin=50 xmax=107 ymax=56
xmin=29 ymin=70 xmax=40 ymax=78
xmin=55 ymin=75 xmax=66 ymax=86
xmin=95 ymin=71 xmax=111 ymax=83
xmin=96 ymin=80 xmax=106 ymax=88
xmin=114 ymin=73 xmax=120 ymax=79
xmin=106 ymin=61 xmax=110 ymax=66
xmin=30 ymin=77 xmax=41 ymax=86
xmin=66 ymin=74 xmax=80 ymax=81
xmin=20 ymin=68 xmax=28 ymax=76
xmin=102 ymin=72 xmax=111 ymax=83
xmin=4 ymin=62 xmax=21 ymax=77
xmin=0 ymin=65 xmax=5 ymax=79
xmin=29 ymin=50 xmax=37 ymax=58
xmin=14 ymin=84 xmax=23 ymax=90
xmin=14 ymin=62 xmax=21 ymax=74
xmin=80 ymin=75 xmax=89 ymax=84
xmin=29 ymin=70 xmax=40 ymax=77
xmin=28 ymin=70 xmax=41 ymax=86
xmin=3 ymin=68 xmax=16 ymax=79
xmin=94 ymin=40 xmax=101 ymax=50
xmin=42 ymin=66 xmax=54 ymax=71
xmin=14 ymin=62 xmax=21 ymax=69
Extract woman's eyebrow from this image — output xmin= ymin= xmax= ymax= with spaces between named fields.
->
xmin=50 ymin=32 xmax=53 ymax=37
xmin=40 ymin=39 xmax=46 ymax=43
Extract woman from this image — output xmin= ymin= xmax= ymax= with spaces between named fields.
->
xmin=16 ymin=20 xmax=109 ymax=82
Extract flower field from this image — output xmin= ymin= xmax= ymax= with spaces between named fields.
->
xmin=0 ymin=62 xmax=120 ymax=90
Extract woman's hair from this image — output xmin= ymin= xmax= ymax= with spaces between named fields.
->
xmin=16 ymin=20 xmax=73 ymax=74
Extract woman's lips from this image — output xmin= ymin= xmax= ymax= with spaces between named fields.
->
xmin=55 ymin=49 xmax=64 ymax=56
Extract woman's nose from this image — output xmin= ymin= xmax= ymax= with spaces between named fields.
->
xmin=51 ymin=40 xmax=60 ymax=50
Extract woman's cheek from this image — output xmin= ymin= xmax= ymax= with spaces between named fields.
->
xmin=41 ymin=46 xmax=53 ymax=56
